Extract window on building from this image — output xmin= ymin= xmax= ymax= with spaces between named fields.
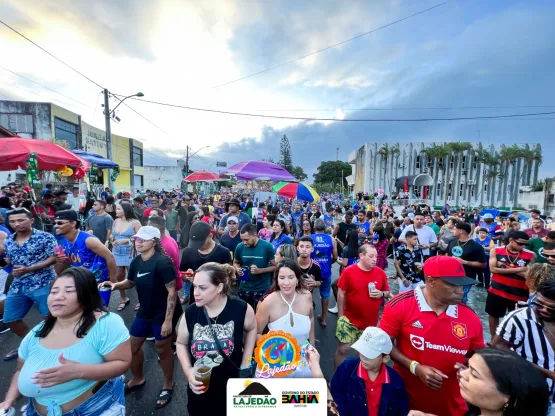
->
xmin=549 ymin=194 xmax=554 ymax=204
xmin=0 ymin=114 xmax=33 ymax=137
xmin=462 ymin=156 xmax=467 ymax=170
xmin=16 ymin=173 xmax=26 ymax=182
xmin=484 ymin=184 xmax=488 ymax=193
xmin=449 ymin=156 xmax=454 ymax=169
xmin=436 ymin=183 xmax=442 ymax=197
xmin=459 ymin=184 xmax=464 ymax=197
xmin=473 ymin=159 xmax=477 ymax=170
xmin=471 ymin=187 xmax=475 ymax=198
xmin=132 ymin=146 xmax=143 ymax=167
xmin=415 ymin=156 xmax=420 ymax=169
xmin=54 ymin=118 xmax=78 ymax=149
xmin=448 ymin=183 xmax=452 ymax=197
xmin=134 ymin=174 xmax=143 ymax=187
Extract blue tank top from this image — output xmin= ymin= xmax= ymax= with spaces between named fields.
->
xmin=311 ymin=233 xmax=333 ymax=279
xmin=475 ymin=236 xmax=492 ymax=248
xmin=60 ymin=231 xmax=108 ymax=283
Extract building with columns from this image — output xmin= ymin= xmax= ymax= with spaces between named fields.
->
xmin=347 ymin=142 xmax=542 ymax=208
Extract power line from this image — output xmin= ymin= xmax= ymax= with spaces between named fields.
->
xmin=251 ymin=105 xmax=555 ymax=112
xmin=111 ymin=97 xmax=555 ymax=122
xmin=214 ymin=0 xmax=456 ymax=88
xmin=0 ymin=20 xmax=104 ymax=90
xmin=0 ymin=65 xmax=95 ymax=109
xmin=110 ymin=94 xmax=169 ymax=134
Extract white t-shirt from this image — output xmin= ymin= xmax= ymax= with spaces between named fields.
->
xmin=399 ymin=225 xmax=438 ymax=256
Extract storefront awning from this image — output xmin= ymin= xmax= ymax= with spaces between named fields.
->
xmin=395 ymin=174 xmax=433 ymax=189
xmin=72 ymin=150 xmax=118 ymax=169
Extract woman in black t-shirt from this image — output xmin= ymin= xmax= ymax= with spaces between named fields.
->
xmin=100 ymin=225 xmax=181 ymax=409
xmin=176 ymin=262 xmax=257 ymax=416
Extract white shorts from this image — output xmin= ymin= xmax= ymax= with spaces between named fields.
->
xmin=397 ymin=278 xmax=420 ymax=294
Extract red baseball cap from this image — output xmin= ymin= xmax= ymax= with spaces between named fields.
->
xmin=423 ymin=256 xmax=477 ymax=286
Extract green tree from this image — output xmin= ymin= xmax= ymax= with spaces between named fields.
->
xmin=291 ymin=166 xmax=307 ymax=182
xmin=313 ymin=160 xmax=351 ymax=188
xmin=262 ymin=158 xmax=276 ymax=163
xmin=279 ymin=134 xmax=294 ymax=173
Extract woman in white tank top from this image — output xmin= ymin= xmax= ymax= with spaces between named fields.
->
xmin=255 ymin=259 xmax=314 ymax=377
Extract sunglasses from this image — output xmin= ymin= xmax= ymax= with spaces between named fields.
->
xmin=303 ymin=222 xmax=311 ymax=226
xmin=130 ymin=237 xmax=153 ymax=243
xmin=544 ymin=253 xmax=555 ymax=259
xmin=532 ymin=300 xmax=555 ymax=315
xmin=514 ymin=241 xmax=529 ymax=246
xmin=54 ymin=221 xmax=71 ymax=226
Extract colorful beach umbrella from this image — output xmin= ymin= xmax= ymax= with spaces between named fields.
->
xmin=183 ymin=170 xmax=222 ymax=182
xmin=221 ymin=160 xmax=295 ymax=182
xmin=272 ymin=182 xmax=320 ymax=202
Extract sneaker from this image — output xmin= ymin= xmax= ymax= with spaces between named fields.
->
xmin=328 ymin=305 xmax=338 ymax=314
xmin=0 ymin=322 xmax=10 ymax=334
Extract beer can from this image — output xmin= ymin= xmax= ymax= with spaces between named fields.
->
xmin=368 ymin=282 xmax=376 ymax=296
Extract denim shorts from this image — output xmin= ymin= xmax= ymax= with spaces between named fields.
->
xmin=319 ymin=278 xmax=331 ymax=300
xmin=26 ymin=376 xmax=125 ymax=416
xmin=3 ymin=284 xmax=50 ymax=323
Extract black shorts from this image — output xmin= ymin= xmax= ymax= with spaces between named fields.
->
xmin=485 ymin=291 xmax=518 ymax=318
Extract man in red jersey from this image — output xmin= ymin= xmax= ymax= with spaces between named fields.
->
xmin=379 ymin=256 xmax=485 ymax=416
xmin=486 ymin=230 xmax=535 ymax=338
xmin=334 ymin=244 xmax=390 ymax=369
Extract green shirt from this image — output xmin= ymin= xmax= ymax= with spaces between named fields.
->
xmin=528 ymin=237 xmax=548 ymax=263
xmin=429 ymin=223 xmax=441 ymax=236
xmin=164 ymin=209 xmax=178 ymax=232
xmin=234 ymin=239 xmax=275 ymax=292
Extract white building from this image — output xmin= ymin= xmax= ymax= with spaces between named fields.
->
xmin=348 ymin=142 xmax=542 ymax=208
xmin=518 ymin=178 xmax=555 ymax=217
xmin=142 ymin=151 xmax=183 ymax=191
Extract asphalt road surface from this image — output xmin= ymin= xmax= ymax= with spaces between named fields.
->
xmin=0 ymin=260 xmax=491 ymax=415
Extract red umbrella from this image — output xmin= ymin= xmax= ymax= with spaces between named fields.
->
xmin=0 ymin=136 xmax=90 ymax=171
xmin=183 ymin=170 xmax=222 ymax=182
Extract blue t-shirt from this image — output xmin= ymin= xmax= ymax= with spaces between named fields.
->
xmin=18 ymin=313 xmax=129 ymax=409
xmin=59 ymin=231 xmax=109 ymax=283
xmin=291 ymin=212 xmax=302 ymax=229
xmin=271 ymin=233 xmax=293 ymax=252
xmin=323 ymin=214 xmax=334 ymax=233
xmin=311 ymin=233 xmax=334 ymax=279
xmin=4 ymin=229 xmax=57 ymax=293
xmin=357 ymin=221 xmax=371 ymax=245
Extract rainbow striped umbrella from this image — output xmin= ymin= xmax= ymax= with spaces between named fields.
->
xmin=272 ymin=182 xmax=320 ymax=202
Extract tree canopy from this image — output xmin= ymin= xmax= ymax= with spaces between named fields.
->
xmin=313 ymin=160 xmax=351 ymax=188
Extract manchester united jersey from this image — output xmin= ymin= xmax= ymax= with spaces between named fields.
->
xmin=379 ymin=285 xmax=485 ymax=416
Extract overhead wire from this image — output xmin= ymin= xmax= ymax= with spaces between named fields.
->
xmin=250 ymin=105 xmax=555 ymax=112
xmin=0 ymin=65 xmax=95 ymax=109
xmin=111 ymin=96 xmax=555 ymax=122
xmin=213 ymin=0 xmax=456 ymax=88
xmin=0 ymin=19 xmax=104 ymax=90
xmin=110 ymin=94 xmax=169 ymax=134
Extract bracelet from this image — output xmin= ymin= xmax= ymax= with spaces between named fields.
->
xmin=410 ymin=360 xmax=419 ymax=375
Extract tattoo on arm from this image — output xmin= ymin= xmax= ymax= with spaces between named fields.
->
xmin=166 ymin=294 xmax=177 ymax=318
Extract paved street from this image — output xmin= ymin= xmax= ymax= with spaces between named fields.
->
xmin=0 ymin=260 xmax=491 ymax=415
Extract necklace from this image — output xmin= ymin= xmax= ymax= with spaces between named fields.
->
xmin=543 ymin=323 xmax=555 ymax=342
xmin=505 ymin=249 xmax=521 ymax=265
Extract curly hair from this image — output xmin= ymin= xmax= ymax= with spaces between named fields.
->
xmin=196 ymin=262 xmax=237 ymax=296
xmin=526 ymin=263 xmax=555 ymax=292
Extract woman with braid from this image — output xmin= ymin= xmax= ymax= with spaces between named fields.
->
xmin=99 ymin=226 xmax=181 ymax=409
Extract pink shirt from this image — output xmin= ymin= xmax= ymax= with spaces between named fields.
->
xmin=161 ymin=236 xmax=182 ymax=290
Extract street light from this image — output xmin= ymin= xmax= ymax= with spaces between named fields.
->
xmin=184 ymin=145 xmax=210 ymax=177
xmin=103 ymin=90 xmax=144 ymax=190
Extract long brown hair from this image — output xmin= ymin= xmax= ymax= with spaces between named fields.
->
xmin=269 ymin=259 xmax=308 ymax=294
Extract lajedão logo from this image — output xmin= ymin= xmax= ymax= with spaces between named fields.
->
xmin=232 ymin=380 xmax=278 ymax=409
xmin=254 ymin=330 xmax=301 ymax=378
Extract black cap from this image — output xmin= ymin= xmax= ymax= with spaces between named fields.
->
xmin=225 ymin=198 xmax=241 ymax=207
xmin=455 ymin=222 xmax=471 ymax=234
xmin=55 ymin=209 xmax=79 ymax=222
xmin=187 ymin=222 xmax=212 ymax=250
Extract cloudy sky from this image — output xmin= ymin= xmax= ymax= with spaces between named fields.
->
xmin=1 ymin=0 xmax=554 ymax=181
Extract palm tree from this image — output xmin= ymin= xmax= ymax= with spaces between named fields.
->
xmin=498 ymin=145 xmax=523 ymax=207
xmin=378 ymin=144 xmax=393 ymax=196
xmin=473 ymin=146 xmax=490 ymax=207
xmin=440 ymin=144 xmax=455 ymax=204
xmin=449 ymin=142 xmax=473 ymax=206
xmin=422 ymin=144 xmax=449 ymax=206
xmin=487 ymin=162 xmax=501 ymax=207
xmin=531 ymin=147 xmax=543 ymax=185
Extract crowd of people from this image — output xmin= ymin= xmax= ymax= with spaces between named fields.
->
xmin=0 ymin=182 xmax=555 ymax=415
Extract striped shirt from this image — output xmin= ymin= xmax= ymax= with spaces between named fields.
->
xmin=489 ymin=246 xmax=535 ymax=302
xmin=497 ymin=306 xmax=554 ymax=391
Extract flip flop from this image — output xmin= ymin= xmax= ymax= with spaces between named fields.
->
xmin=155 ymin=388 xmax=173 ymax=409
xmin=124 ymin=380 xmax=146 ymax=395
xmin=3 ymin=348 xmax=18 ymax=361
xmin=117 ymin=299 xmax=130 ymax=311
xmin=134 ymin=303 xmax=141 ymax=311
xmin=317 ymin=315 xmax=327 ymax=328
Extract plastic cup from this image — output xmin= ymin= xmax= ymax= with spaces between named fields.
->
xmin=241 ymin=267 xmax=249 ymax=282
xmin=99 ymin=286 xmax=112 ymax=307
xmin=0 ymin=407 xmax=16 ymax=416
xmin=194 ymin=362 xmax=212 ymax=392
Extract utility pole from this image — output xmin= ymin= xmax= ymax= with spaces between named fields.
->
xmin=184 ymin=146 xmax=189 ymax=177
xmin=341 ymin=168 xmax=344 ymax=196
xmin=336 ymin=147 xmax=339 ymax=161
xmin=103 ymin=89 xmax=114 ymax=191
